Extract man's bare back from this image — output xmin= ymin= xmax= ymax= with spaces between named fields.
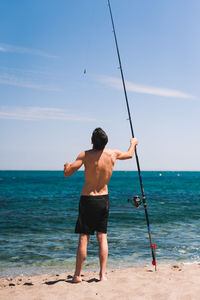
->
xmin=82 ymin=148 xmax=116 ymax=195
xmin=64 ymin=138 xmax=138 ymax=196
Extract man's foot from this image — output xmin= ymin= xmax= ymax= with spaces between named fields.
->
xmin=99 ymin=273 xmax=107 ymax=281
xmin=72 ymin=275 xmax=82 ymax=283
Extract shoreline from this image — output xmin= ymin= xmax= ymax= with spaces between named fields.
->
xmin=1 ymin=260 xmax=199 ymax=279
xmin=1 ymin=263 xmax=200 ymax=300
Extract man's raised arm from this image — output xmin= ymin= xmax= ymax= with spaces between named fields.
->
xmin=114 ymin=138 xmax=138 ymax=160
xmin=64 ymin=152 xmax=85 ymax=177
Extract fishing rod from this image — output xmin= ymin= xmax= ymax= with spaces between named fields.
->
xmin=107 ymin=0 xmax=157 ymax=271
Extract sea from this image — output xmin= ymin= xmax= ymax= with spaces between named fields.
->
xmin=0 ymin=171 xmax=199 ymax=277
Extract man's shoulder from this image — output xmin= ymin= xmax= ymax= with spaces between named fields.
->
xmin=83 ymin=148 xmax=119 ymax=153
xmin=103 ymin=148 xmax=119 ymax=159
xmin=104 ymin=148 xmax=118 ymax=154
xmin=77 ymin=151 xmax=86 ymax=159
xmin=104 ymin=148 xmax=113 ymax=152
xmin=83 ymin=148 xmax=118 ymax=156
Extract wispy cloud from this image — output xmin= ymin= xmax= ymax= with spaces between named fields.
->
xmin=0 ymin=68 xmax=63 ymax=91
xmin=0 ymin=74 xmax=62 ymax=91
xmin=0 ymin=43 xmax=57 ymax=58
xmin=0 ymin=106 xmax=95 ymax=121
xmin=98 ymin=76 xmax=195 ymax=99
xmin=0 ymin=66 xmax=50 ymax=76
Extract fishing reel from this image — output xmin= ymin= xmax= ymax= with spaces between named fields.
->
xmin=128 ymin=195 xmax=142 ymax=208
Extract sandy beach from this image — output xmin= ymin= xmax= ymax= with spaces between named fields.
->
xmin=0 ymin=263 xmax=200 ymax=300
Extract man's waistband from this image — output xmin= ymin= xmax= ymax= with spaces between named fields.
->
xmin=80 ymin=194 xmax=109 ymax=201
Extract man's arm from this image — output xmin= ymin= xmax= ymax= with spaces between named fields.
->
xmin=64 ymin=152 xmax=85 ymax=177
xmin=114 ymin=138 xmax=138 ymax=160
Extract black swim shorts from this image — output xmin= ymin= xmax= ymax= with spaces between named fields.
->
xmin=75 ymin=195 xmax=110 ymax=235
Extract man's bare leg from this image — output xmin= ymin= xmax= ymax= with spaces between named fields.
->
xmin=97 ymin=232 xmax=108 ymax=281
xmin=73 ymin=234 xmax=90 ymax=283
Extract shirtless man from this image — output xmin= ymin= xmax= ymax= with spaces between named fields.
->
xmin=64 ymin=128 xmax=138 ymax=282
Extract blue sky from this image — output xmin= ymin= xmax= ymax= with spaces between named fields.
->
xmin=0 ymin=0 xmax=199 ymax=170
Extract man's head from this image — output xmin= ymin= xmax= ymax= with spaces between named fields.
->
xmin=91 ymin=128 xmax=108 ymax=150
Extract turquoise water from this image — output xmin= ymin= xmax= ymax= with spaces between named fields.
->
xmin=0 ymin=171 xmax=200 ymax=277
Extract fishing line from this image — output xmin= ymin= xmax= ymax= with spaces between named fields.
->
xmin=107 ymin=0 xmax=157 ymax=271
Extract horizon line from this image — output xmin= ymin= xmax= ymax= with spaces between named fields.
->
xmin=0 ymin=169 xmax=199 ymax=172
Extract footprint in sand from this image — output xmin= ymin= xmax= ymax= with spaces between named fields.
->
xmin=9 ymin=283 xmax=15 ymax=287
xmin=172 ymin=265 xmax=179 ymax=269
xmin=23 ymin=282 xmax=34 ymax=286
